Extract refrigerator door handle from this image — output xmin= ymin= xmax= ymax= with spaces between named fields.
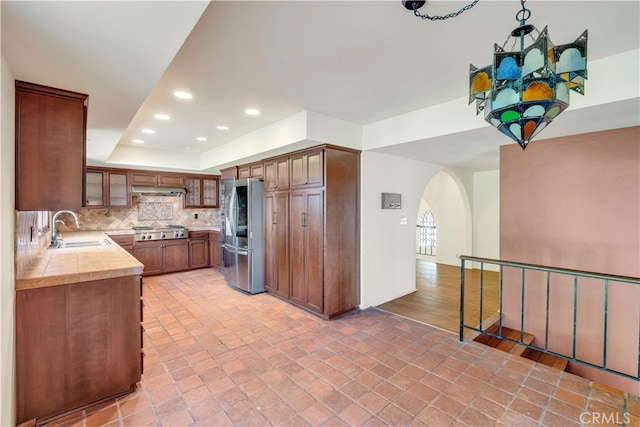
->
xmin=223 ymin=244 xmax=249 ymax=256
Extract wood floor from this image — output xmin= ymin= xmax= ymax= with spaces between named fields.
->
xmin=377 ymin=259 xmax=500 ymax=336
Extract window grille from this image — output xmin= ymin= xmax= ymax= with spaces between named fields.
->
xmin=417 ymin=210 xmax=437 ymax=256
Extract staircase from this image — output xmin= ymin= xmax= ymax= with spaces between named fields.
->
xmin=473 ymin=322 xmax=568 ymax=371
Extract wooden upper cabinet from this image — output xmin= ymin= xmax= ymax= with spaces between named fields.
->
xmin=263 ymin=157 xmax=289 ymax=191
xmin=202 ymin=178 xmax=218 ymax=207
xmin=131 ymin=171 xmax=184 ymax=187
xmin=130 ymin=172 xmax=156 ymax=186
xmin=184 ymin=177 xmax=201 ymax=207
xmin=238 ymin=165 xmax=251 ymax=179
xmin=85 ymin=170 xmax=104 ymax=207
xmin=85 ymin=167 xmax=129 ymax=208
xmin=158 ymin=173 xmax=184 ymax=187
xmin=183 ymin=175 xmax=219 ymax=208
xmin=108 ymin=172 xmax=129 ymax=207
xmin=238 ymin=163 xmax=264 ymax=179
xmin=220 ymin=167 xmax=238 ymax=180
xmin=250 ymin=163 xmax=264 ymax=178
xmin=290 ymin=149 xmax=323 ymax=189
xmin=15 ymin=81 xmax=88 ymax=211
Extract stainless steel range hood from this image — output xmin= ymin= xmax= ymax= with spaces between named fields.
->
xmin=131 ymin=185 xmax=186 ymax=196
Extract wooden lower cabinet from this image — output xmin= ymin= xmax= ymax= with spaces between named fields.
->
xmin=289 ymin=189 xmax=324 ymax=313
xmin=209 ymin=231 xmax=222 ymax=269
xmin=16 ymin=275 xmax=141 ymax=424
xmin=107 ymin=233 xmax=134 ymax=254
xmin=188 ymin=231 xmax=209 ymax=269
xmin=264 ymin=192 xmax=290 ymax=298
xmin=134 ymin=239 xmax=189 ymax=276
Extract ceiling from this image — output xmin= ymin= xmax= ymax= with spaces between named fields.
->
xmin=2 ymin=1 xmax=639 ymax=173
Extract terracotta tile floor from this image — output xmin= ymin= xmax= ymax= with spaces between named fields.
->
xmin=48 ymin=268 xmax=638 ymax=427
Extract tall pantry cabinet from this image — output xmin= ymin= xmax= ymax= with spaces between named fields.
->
xmin=263 ymin=145 xmax=360 ymax=319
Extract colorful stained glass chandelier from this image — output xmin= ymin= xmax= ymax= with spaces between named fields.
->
xmin=468 ymin=0 xmax=588 ymax=149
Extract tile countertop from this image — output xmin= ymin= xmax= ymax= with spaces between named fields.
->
xmin=16 ymin=231 xmax=144 ymax=291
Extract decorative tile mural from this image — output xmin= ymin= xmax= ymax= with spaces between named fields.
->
xmin=137 ymin=202 xmax=172 ymax=221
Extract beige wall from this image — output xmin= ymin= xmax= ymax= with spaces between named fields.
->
xmin=1 ymin=52 xmax=16 ymax=426
xmin=500 ymin=126 xmax=640 ymax=394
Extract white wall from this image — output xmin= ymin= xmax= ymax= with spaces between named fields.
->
xmin=1 ymin=52 xmax=16 ymax=427
xmin=359 ymin=151 xmax=443 ymax=308
xmin=423 ymin=171 xmax=470 ymax=267
xmin=472 ymin=170 xmax=500 ymax=270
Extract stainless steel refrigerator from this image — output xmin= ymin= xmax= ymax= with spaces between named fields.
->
xmin=220 ymin=178 xmax=265 ymax=293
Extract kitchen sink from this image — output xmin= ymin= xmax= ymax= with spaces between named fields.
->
xmin=50 ymin=239 xmax=111 ymax=249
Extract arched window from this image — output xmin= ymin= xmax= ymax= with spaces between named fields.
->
xmin=417 ymin=210 xmax=437 ymax=256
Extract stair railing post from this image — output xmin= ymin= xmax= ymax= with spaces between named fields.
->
xmin=545 ymin=271 xmax=551 ymax=351
xmin=520 ymin=267 xmax=526 ymax=343
xmin=459 ymin=258 xmax=466 ymax=342
xmin=603 ymin=279 xmax=609 ymax=371
xmin=479 ymin=262 xmax=485 ymax=331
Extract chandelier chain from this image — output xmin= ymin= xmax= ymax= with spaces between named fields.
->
xmin=412 ymin=0 xmax=480 ymax=21
xmin=516 ymin=0 xmax=531 ymax=25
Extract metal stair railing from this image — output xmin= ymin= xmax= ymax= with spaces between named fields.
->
xmin=459 ymin=255 xmax=640 ymax=381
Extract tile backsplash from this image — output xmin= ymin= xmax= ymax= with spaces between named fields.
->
xmin=69 ymin=195 xmax=220 ymax=231
xmin=15 ymin=211 xmax=47 ymax=276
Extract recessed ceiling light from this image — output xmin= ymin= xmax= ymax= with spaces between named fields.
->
xmin=132 ymin=139 xmax=144 ymax=144
xmin=173 ymin=91 xmax=193 ymax=99
xmin=196 ymin=137 xmax=207 ymax=142
xmin=216 ymin=125 xmax=229 ymax=131
xmin=185 ymin=146 xmax=192 ymax=150
xmin=244 ymin=108 xmax=260 ymax=116
xmin=142 ymin=129 xmax=155 ymax=134
xmin=154 ymin=113 xmax=171 ymax=120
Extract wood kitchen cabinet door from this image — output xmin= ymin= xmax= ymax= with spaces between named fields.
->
xmin=108 ymin=172 xmax=129 ymax=207
xmin=133 ymin=242 xmax=163 ymax=276
xmin=184 ymin=178 xmax=201 ymax=207
xmin=290 ymin=149 xmax=323 ymax=189
xmin=15 ymin=81 xmax=88 ymax=211
xmin=263 ymin=157 xmax=289 ymax=191
xmin=209 ymin=231 xmax=222 ymax=269
xmin=85 ymin=170 xmax=104 ymax=206
xmin=188 ymin=231 xmax=209 ymax=269
xmin=202 ymin=178 xmax=218 ymax=207
xmin=107 ymin=234 xmax=134 ymax=254
xmin=163 ymin=240 xmax=189 ymax=273
xmin=130 ymin=172 xmax=157 ymax=186
xmin=289 ymin=189 xmax=324 ymax=314
xmin=16 ymin=276 xmax=141 ymax=424
xmin=264 ymin=192 xmax=290 ymax=298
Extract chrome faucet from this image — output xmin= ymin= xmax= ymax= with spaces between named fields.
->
xmin=51 ymin=210 xmax=81 ymax=247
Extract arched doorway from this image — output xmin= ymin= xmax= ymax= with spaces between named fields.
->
xmin=379 ymin=171 xmax=498 ymax=333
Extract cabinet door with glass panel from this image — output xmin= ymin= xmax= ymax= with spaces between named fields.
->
xmin=184 ymin=175 xmax=219 ymax=208
xmin=85 ymin=167 xmax=130 ymax=208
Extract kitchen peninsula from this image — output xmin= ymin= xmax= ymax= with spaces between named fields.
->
xmin=15 ymin=232 xmax=144 ymax=425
